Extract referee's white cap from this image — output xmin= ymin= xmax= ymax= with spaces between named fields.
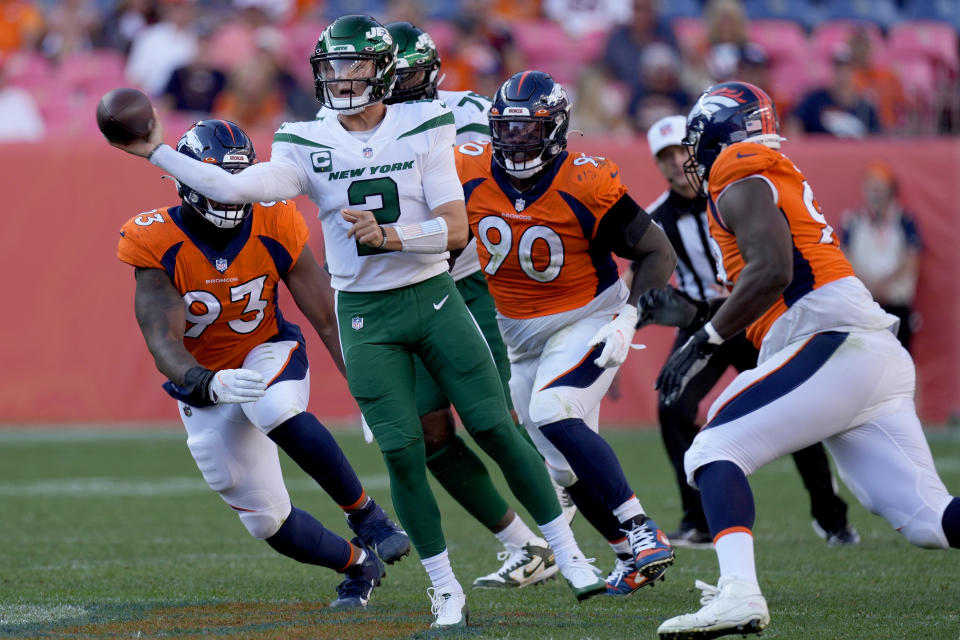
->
xmin=647 ymin=115 xmax=687 ymax=157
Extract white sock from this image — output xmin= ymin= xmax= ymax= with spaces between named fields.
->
xmin=609 ymin=538 xmax=631 ymax=557
xmin=538 ymin=514 xmax=581 ymax=565
xmin=715 ymin=531 xmax=758 ymax=586
xmin=495 ymin=513 xmax=538 ymax=548
xmin=613 ymin=495 xmax=644 ymax=523
xmin=421 ymin=549 xmax=462 ymax=593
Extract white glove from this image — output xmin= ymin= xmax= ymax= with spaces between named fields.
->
xmin=208 ymin=368 xmax=266 ymax=404
xmin=360 ymin=413 xmax=375 ymax=444
xmin=587 ymin=305 xmax=643 ymax=368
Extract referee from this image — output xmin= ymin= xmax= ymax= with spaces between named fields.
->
xmin=638 ymin=115 xmax=859 ymax=548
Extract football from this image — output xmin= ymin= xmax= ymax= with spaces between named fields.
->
xmin=96 ymin=88 xmax=154 ymax=144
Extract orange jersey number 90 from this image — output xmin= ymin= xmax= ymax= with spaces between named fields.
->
xmin=477 ymin=215 xmax=565 ymax=283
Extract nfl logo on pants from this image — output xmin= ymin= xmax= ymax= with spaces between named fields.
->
xmin=352 ymin=316 xmax=364 ymax=330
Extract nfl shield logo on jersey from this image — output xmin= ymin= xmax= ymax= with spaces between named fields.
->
xmin=515 ymin=198 xmax=525 ymax=212
xmin=363 ymin=147 xmax=373 ymax=158
xmin=352 ymin=316 xmax=364 ymax=330
xmin=215 ymin=257 xmax=228 ymax=272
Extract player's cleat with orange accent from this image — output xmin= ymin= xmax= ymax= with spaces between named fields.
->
xmin=657 ymin=577 xmax=769 ymax=639
xmin=347 ymin=500 xmax=411 ymax=564
xmin=625 ymin=517 xmax=675 ymax=581
xmin=330 ymin=540 xmax=385 ymax=609
xmin=604 ymin=556 xmax=664 ymax=595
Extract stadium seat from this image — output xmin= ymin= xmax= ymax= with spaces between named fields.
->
xmin=889 ymin=21 xmax=959 ymax=74
xmin=512 ymin=20 xmax=603 ymax=85
xmin=891 ymin=56 xmax=937 ymax=102
xmin=323 ymin=0 xmax=387 ymax=21
xmin=424 ymin=20 xmax=455 ymax=58
xmin=3 ymin=52 xmax=53 ymax=89
xmin=811 ymin=21 xmax=887 ymax=64
xmin=770 ymin=56 xmax=830 ymax=106
xmin=749 ymin=19 xmax=809 ymax=65
xmin=901 ymin=0 xmax=960 ymax=32
xmin=819 ymin=0 xmax=901 ymax=31
xmin=742 ymin=0 xmax=820 ymax=32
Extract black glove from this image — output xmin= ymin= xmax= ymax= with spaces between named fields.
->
xmin=655 ymin=327 xmax=720 ymax=405
xmin=637 ymin=286 xmax=710 ymax=329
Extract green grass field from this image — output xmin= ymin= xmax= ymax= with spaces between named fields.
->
xmin=1 ymin=426 xmax=958 ymax=640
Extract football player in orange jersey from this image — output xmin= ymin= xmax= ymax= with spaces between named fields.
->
xmin=116 ymin=120 xmax=410 ymax=609
xmin=456 ymin=70 xmax=679 ymax=596
xmin=651 ymin=82 xmax=959 ymax=639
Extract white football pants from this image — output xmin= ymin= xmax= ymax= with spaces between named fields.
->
xmin=178 ymin=340 xmax=309 ymax=539
xmin=686 ymin=329 xmax=954 ymax=548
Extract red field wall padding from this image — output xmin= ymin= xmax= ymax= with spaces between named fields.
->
xmin=2 ymin=134 xmax=957 ymax=425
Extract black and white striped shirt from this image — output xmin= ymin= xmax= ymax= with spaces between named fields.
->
xmin=646 ymin=189 xmax=721 ymax=302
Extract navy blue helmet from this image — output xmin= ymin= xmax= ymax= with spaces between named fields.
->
xmin=176 ymin=120 xmax=256 ymax=229
xmin=682 ymin=81 xmax=782 ymax=195
xmin=489 ymin=70 xmax=570 ymax=178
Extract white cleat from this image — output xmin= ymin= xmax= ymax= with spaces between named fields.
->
xmin=657 ymin=577 xmax=770 ymax=639
xmin=428 ymin=587 xmax=469 ymax=628
xmin=552 ymin=479 xmax=577 ymax=523
xmin=558 ymin=554 xmax=606 ymax=601
xmin=472 ymin=538 xmax=558 ymax=588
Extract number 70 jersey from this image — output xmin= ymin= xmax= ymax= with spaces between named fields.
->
xmin=455 ymin=142 xmax=628 ymax=319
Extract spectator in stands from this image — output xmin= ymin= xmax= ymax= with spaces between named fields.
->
xmin=0 ymin=52 xmax=44 ymax=141
xmin=40 ymin=0 xmax=100 ymax=62
xmin=444 ymin=0 xmax=524 ymax=96
xmin=0 ymin=0 xmax=43 ymax=54
xmin=787 ymin=45 xmax=882 ymax=137
xmin=569 ymin=64 xmax=632 ymax=135
xmin=681 ymin=0 xmax=750 ymax=96
xmin=544 ymin=0 xmax=632 ymax=39
xmin=125 ymin=0 xmax=198 ymax=96
xmin=602 ymin=0 xmax=678 ymax=90
xmin=212 ymin=45 xmax=286 ymax=130
xmin=490 ymin=0 xmax=542 ymax=21
xmin=841 ymin=161 xmax=922 ymax=353
xmin=848 ymin=25 xmax=906 ymax=132
xmin=735 ymin=41 xmax=792 ymax=120
xmin=385 ymin=0 xmax=427 ymax=26
xmin=627 ymin=42 xmax=690 ymax=132
xmin=161 ymin=26 xmax=226 ymax=116
xmin=94 ymin=0 xmax=155 ymax=54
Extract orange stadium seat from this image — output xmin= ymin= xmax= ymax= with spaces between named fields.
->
xmin=512 ymin=20 xmax=605 ymax=85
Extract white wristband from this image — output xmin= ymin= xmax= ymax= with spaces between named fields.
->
xmin=394 ymin=217 xmax=449 ymax=254
xmin=703 ymin=321 xmax=725 ymax=345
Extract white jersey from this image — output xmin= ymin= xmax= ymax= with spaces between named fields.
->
xmin=438 ymin=90 xmax=491 ymax=282
xmin=319 ymin=92 xmax=491 ymax=283
xmin=276 ymin=100 xmax=463 ymax=292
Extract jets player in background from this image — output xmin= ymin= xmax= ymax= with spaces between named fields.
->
xmin=637 ymin=114 xmax=858 ymax=548
xmin=110 ymin=15 xmax=606 ymax=629
xmin=652 ymin=82 xmax=960 ymax=639
xmin=116 ymin=120 xmax=409 ymax=610
xmin=456 ymin=70 xmax=678 ymax=597
xmin=384 ymin=20 xmax=565 ymax=590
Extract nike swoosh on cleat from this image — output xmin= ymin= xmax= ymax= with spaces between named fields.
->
xmin=736 ymin=152 xmax=757 ymax=158
xmin=522 ymin=558 xmax=543 ymax=578
xmin=433 ymin=295 xmax=450 ymax=310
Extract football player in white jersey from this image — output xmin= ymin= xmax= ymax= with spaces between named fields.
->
xmin=109 ymin=13 xmax=606 ymax=629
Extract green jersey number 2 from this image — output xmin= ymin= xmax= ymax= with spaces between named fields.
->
xmin=348 ymin=177 xmax=401 ymax=256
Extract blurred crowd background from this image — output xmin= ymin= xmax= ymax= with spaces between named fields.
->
xmin=0 ymin=0 xmax=957 ymax=142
